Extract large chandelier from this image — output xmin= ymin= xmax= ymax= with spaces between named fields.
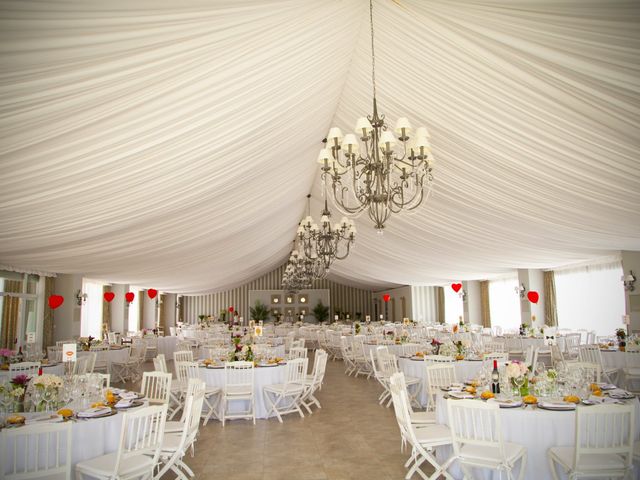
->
xmin=318 ymin=0 xmax=435 ymax=232
xmin=297 ymin=194 xmax=356 ymax=272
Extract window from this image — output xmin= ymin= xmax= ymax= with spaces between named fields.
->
xmin=80 ymin=279 xmax=104 ymax=338
xmin=127 ymin=289 xmax=140 ymax=333
xmin=555 ymin=261 xmax=624 ymax=336
xmin=489 ymin=276 xmax=520 ymax=331
xmin=0 ymin=270 xmax=41 ymax=349
xmin=443 ymin=286 xmax=463 ymax=324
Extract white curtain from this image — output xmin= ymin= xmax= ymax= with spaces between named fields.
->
xmin=444 ymin=286 xmax=464 ymax=325
xmin=488 ymin=276 xmax=520 ymax=331
xmin=0 ymin=1 xmax=638 ymax=293
xmin=127 ymin=290 xmax=140 ymax=333
xmin=555 ymin=261 xmax=625 ymax=336
xmin=80 ymin=279 xmax=104 ymax=338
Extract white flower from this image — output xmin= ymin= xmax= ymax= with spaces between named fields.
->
xmin=32 ymin=374 xmax=63 ymax=390
xmin=12 ymin=387 xmax=25 ymax=398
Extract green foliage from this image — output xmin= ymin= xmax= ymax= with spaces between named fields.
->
xmin=250 ymin=300 xmax=270 ymax=321
xmin=312 ymin=301 xmax=330 ymax=324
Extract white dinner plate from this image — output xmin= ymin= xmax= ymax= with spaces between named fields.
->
xmin=538 ymin=401 xmax=576 ymax=411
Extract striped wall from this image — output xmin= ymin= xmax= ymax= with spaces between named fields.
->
xmin=183 ymin=264 xmax=375 ymax=322
xmin=411 ymin=285 xmax=438 ymax=323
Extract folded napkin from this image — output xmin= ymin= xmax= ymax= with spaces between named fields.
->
xmin=449 ymin=392 xmax=475 ymax=399
xmin=588 ymin=395 xmax=621 ymax=404
xmin=608 ymin=389 xmax=633 ymax=399
xmin=539 ymin=401 xmax=574 ymax=408
xmin=115 ymin=399 xmax=133 ymax=408
xmin=78 ymin=407 xmax=111 ymax=418
xmin=119 ymin=392 xmax=138 ymax=400
xmin=110 ymin=388 xmax=125 ymax=395
xmin=450 ymin=383 xmax=464 ymax=389
xmin=596 ymin=383 xmax=617 ymax=390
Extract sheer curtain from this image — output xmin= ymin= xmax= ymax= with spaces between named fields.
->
xmin=555 ymin=261 xmax=624 ymax=336
xmin=444 ymin=286 xmax=464 ymax=324
xmin=127 ymin=290 xmax=140 ymax=333
xmin=80 ymin=279 xmax=104 ymax=338
xmin=488 ymin=276 xmax=520 ymax=331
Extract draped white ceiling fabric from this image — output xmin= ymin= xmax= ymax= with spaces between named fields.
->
xmin=0 ymin=0 xmax=639 ymax=293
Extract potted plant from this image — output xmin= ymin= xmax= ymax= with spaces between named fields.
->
xmin=312 ymin=301 xmax=330 ymax=325
xmin=616 ymin=328 xmax=627 ymax=351
xmin=249 ymin=301 xmax=270 ymax=322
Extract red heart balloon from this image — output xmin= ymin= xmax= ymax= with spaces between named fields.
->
xmin=48 ymin=295 xmax=64 ymax=309
xmin=451 ymin=283 xmax=462 ymax=293
xmin=383 ymin=294 xmax=390 ymax=303
xmin=103 ymin=292 xmax=115 ymax=303
xmin=527 ymin=291 xmax=539 ymax=304
xmin=125 ymin=292 xmax=135 ymax=303
xmin=147 ymin=289 xmax=158 ymax=299
xmin=228 ymin=306 xmax=234 ymax=313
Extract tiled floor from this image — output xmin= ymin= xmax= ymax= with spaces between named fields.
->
xmin=130 ymin=354 xmax=427 ymax=479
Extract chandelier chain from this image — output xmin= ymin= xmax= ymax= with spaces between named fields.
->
xmin=370 ymin=0 xmax=376 ymax=99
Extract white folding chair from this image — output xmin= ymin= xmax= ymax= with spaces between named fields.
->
xmin=263 ymin=357 xmax=308 ymax=423
xmin=301 ymin=349 xmax=328 ymax=413
xmin=174 ymin=350 xmax=194 ymax=363
xmin=47 ymin=346 xmax=62 ymax=363
xmin=389 ymin=373 xmax=454 ymax=480
xmin=155 ymin=378 xmax=205 ymax=480
xmin=0 ymin=421 xmax=72 ymax=479
xmin=220 ymin=361 xmax=255 ymax=426
xmin=378 ymin=351 xmax=421 ymax=409
xmin=425 ymin=363 xmax=457 ymax=412
xmin=548 ymin=403 xmax=634 ymax=480
xmin=9 ymin=362 xmax=40 ymax=377
xmin=622 ymin=345 xmax=640 ymax=394
xmin=566 ymin=361 xmax=601 ymax=384
xmin=140 ymin=371 xmax=172 ymax=405
xmin=177 ymin=361 xmax=221 ymax=426
xmin=486 ymin=341 xmax=506 ymax=353
xmin=447 ymin=398 xmax=527 ymax=479
xmin=579 ymin=344 xmax=618 ymax=384
xmin=288 ymin=346 xmax=307 ymax=360
xmin=75 ymin=404 xmax=168 ymax=480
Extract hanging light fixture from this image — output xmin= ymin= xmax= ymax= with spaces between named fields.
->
xmin=281 ymin=241 xmax=323 ymax=292
xmin=318 ymin=0 xmax=435 ymax=233
xmin=297 ymin=194 xmax=356 ymax=272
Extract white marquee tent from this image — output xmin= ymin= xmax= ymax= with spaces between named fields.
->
xmin=0 ymin=0 xmax=639 ymax=293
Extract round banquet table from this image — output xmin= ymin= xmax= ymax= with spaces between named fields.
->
xmin=399 ymin=357 xmax=485 ymax=408
xmin=197 ymin=345 xmax=285 ymax=361
xmin=0 ymin=362 xmax=64 ymax=380
xmin=434 ymin=394 xmax=640 ymax=480
xmin=1 ymin=408 xmax=128 ymax=477
xmin=199 ymin=363 xmax=286 ymax=419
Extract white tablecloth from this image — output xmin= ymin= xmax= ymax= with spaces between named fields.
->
xmin=197 ymin=345 xmax=285 ymax=361
xmin=399 ymin=358 xmax=485 ymax=408
xmin=1 ymin=409 xmax=126 ymax=478
xmin=364 ymin=343 xmax=421 ymax=357
xmin=0 ymin=363 xmax=64 ymax=380
xmin=199 ymin=364 xmax=285 ymax=419
xmin=434 ymin=394 xmax=640 ymax=480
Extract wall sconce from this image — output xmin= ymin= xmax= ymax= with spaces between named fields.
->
xmin=515 ymin=283 xmax=527 ymax=299
xmin=459 ymin=289 xmax=467 ymax=302
xmin=75 ymin=290 xmax=88 ymax=306
xmin=623 ymin=271 xmax=636 ymax=292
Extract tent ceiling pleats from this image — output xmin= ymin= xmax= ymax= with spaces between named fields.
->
xmin=0 ymin=0 xmax=639 ymax=293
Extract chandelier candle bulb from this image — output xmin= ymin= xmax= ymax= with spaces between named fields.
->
xmin=355 ymin=117 xmax=373 ymax=135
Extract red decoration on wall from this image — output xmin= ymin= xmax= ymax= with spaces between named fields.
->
xmin=147 ymin=289 xmax=158 ymax=299
xmin=125 ymin=292 xmax=135 ymax=303
xmin=451 ymin=283 xmax=462 ymax=293
xmin=527 ymin=291 xmax=539 ymax=304
xmin=103 ymin=292 xmax=115 ymax=302
xmin=48 ymin=295 xmax=64 ymax=309
xmin=383 ymin=294 xmax=390 ymax=303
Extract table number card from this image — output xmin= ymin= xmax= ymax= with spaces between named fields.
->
xmin=254 ymin=326 xmax=263 ymax=337
xmin=62 ymin=343 xmax=76 ymax=362
xmin=403 ymin=317 xmax=410 ymax=325
xmin=544 ymin=328 xmax=557 ymax=346
xmin=249 ymin=320 xmax=255 ymax=328
xmin=365 ymin=315 xmax=371 ymax=322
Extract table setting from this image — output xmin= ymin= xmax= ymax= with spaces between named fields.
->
xmin=432 ymin=360 xmax=640 ymax=479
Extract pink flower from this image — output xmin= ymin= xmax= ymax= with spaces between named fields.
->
xmin=0 ymin=348 xmax=14 ymax=357
xmin=11 ymin=374 xmax=30 ymax=387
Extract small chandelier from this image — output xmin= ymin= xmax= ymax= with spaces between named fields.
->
xmin=281 ymin=242 xmax=323 ymax=292
xmin=318 ymin=0 xmax=435 ymax=232
xmin=297 ymin=194 xmax=356 ymax=272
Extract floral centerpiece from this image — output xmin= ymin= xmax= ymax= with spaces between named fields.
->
xmin=430 ymin=339 xmax=442 ymax=355
xmin=505 ymin=361 xmax=530 ymax=396
xmin=439 ymin=341 xmax=458 ymax=357
xmin=354 ymin=322 xmax=361 ymax=335
xmin=400 ymin=329 xmax=409 ymax=344
xmin=78 ymin=336 xmax=99 ymax=351
xmin=0 ymin=348 xmax=14 ymax=368
xmin=453 ymin=339 xmax=470 ymax=359
xmin=616 ymin=328 xmax=627 ymax=351
xmin=31 ymin=374 xmax=63 ymax=412
xmin=10 ymin=374 xmax=30 ymax=411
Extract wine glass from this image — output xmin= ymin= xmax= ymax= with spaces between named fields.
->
xmin=513 ymin=375 xmax=526 ymax=397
